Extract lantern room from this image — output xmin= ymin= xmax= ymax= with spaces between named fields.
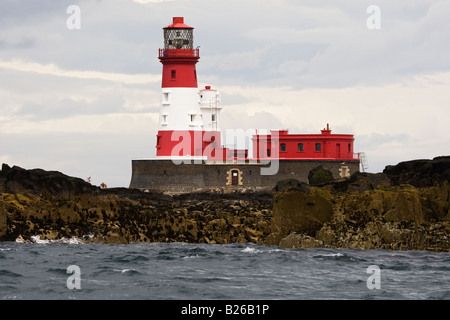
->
xmin=163 ymin=17 xmax=194 ymax=50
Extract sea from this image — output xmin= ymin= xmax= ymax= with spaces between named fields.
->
xmin=1 ymin=238 xmax=449 ymax=303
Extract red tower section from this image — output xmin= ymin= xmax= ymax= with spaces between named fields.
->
xmin=159 ymin=17 xmax=199 ymax=88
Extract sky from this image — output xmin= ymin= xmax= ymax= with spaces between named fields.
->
xmin=0 ymin=0 xmax=449 ymax=187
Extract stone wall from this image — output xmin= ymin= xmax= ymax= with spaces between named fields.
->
xmin=129 ymin=159 xmax=360 ymax=192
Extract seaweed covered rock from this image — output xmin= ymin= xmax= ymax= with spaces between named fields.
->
xmin=308 ymin=165 xmax=334 ymax=186
xmin=0 ymin=195 xmax=6 ymax=238
xmin=273 ymin=179 xmax=310 ymax=193
xmin=0 ymin=165 xmax=273 ymax=244
xmin=265 ymin=165 xmax=450 ymax=251
xmin=266 ymin=180 xmax=333 ymax=245
xmin=279 ymin=232 xmax=323 ymax=249
xmin=1 ymin=159 xmax=449 ymax=251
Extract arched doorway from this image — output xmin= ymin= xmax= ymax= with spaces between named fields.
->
xmin=226 ymin=168 xmax=243 ymax=186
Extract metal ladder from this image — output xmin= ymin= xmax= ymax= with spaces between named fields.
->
xmin=359 ymin=152 xmax=369 ymax=172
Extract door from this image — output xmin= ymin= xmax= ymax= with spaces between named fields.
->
xmin=231 ymin=170 xmax=239 ymax=185
xmin=336 ymin=143 xmax=341 ymax=158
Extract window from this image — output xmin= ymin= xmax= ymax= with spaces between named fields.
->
xmin=211 ymin=114 xmax=216 ymax=122
xmin=171 ymin=70 xmax=176 ymax=79
xmin=348 ymin=143 xmax=351 ymax=152
xmin=315 ymin=143 xmax=321 ymax=151
xmin=298 ymin=143 xmax=304 ymax=152
xmin=280 ymin=143 xmax=286 ymax=152
xmin=194 ymin=70 xmax=197 ymax=80
xmin=190 ymin=114 xmax=195 ymax=122
xmin=164 ymin=28 xmax=194 ymax=49
xmin=267 ymin=149 xmax=271 ymax=157
xmin=163 ymin=92 xmax=169 ymax=104
xmin=162 ymin=115 xmax=167 ymax=124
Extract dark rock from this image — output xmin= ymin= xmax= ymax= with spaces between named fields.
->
xmin=308 ymin=165 xmax=334 ymax=186
xmin=0 ymin=163 xmax=98 ymax=199
xmin=347 ymin=172 xmax=391 ymax=192
xmin=383 ymin=156 xmax=450 ymax=187
xmin=279 ymin=232 xmax=323 ymax=249
xmin=0 ymin=195 xmax=6 ymax=238
xmin=2 ymin=158 xmax=450 ymax=251
xmin=273 ymin=179 xmax=310 ymax=193
xmin=0 ymin=164 xmax=273 ymax=244
xmin=266 ymin=185 xmax=333 ymax=245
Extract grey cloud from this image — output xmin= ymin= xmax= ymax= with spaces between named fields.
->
xmin=1 ymin=0 xmax=449 ymax=186
xmin=356 ymin=132 xmax=413 ymax=150
xmin=16 ymin=94 xmax=125 ymax=120
xmin=0 ymin=131 xmax=152 ymax=187
xmin=3 ymin=0 xmax=449 ymax=88
xmin=0 ymin=37 xmax=36 ymax=50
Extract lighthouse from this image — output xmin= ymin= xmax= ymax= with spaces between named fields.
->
xmin=129 ymin=17 xmax=360 ymax=192
xmin=156 ymin=17 xmax=223 ymax=160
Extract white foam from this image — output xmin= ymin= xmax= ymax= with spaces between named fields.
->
xmin=241 ymin=247 xmax=260 ymax=253
xmin=15 ymin=234 xmax=94 ymax=244
xmin=121 ymin=269 xmax=136 ymax=273
xmin=323 ymin=252 xmax=344 ymax=257
xmin=31 ymin=235 xmax=50 ymax=244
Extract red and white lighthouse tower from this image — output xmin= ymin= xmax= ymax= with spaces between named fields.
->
xmin=156 ymin=17 xmax=223 ymax=160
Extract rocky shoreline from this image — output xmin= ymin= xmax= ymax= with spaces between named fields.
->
xmin=1 ymin=156 xmax=449 ymax=251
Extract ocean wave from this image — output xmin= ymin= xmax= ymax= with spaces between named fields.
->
xmin=0 ymin=243 xmax=448 ymax=300
xmin=0 ymin=269 xmax=23 ymax=278
xmin=116 ymin=268 xmax=140 ymax=275
xmin=182 ymin=254 xmax=201 ymax=259
xmin=319 ymin=252 xmax=345 ymax=257
xmin=241 ymin=246 xmax=261 ymax=254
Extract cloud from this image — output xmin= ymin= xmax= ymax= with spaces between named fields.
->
xmin=1 ymin=0 xmax=450 ymax=186
xmin=0 ymin=59 xmax=160 ymax=84
xmin=215 ymin=70 xmax=450 ymax=172
xmin=0 ymin=131 xmax=156 ymax=188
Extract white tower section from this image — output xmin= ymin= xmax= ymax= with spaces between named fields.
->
xmin=199 ymin=86 xmax=222 ymax=132
xmin=158 ymin=86 xmax=222 ymax=132
xmin=158 ymin=88 xmax=203 ymax=131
